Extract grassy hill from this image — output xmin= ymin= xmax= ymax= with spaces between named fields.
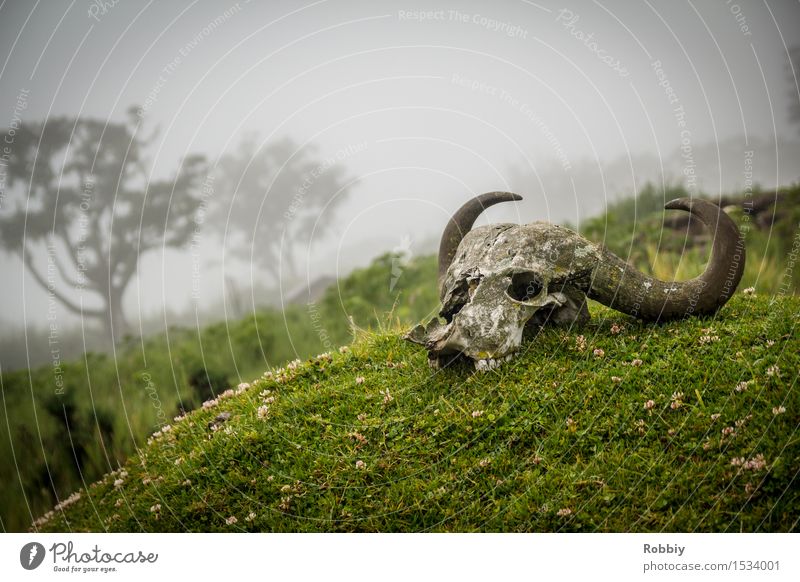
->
xmin=34 ymin=294 xmax=798 ymax=532
xmin=0 ymin=253 xmax=438 ymax=532
xmin=7 ymin=182 xmax=799 ymax=532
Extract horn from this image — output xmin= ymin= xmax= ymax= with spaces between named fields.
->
xmin=587 ymin=198 xmax=745 ymax=321
xmin=438 ymin=192 xmax=523 ymax=293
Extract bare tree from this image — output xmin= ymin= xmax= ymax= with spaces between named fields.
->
xmin=213 ymin=135 xmax=353 ymax=284
xmin=0 ymin=110 xmax=206 ymax=339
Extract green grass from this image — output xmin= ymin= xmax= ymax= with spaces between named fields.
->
xmin=0 ymin=253 xmax=438 ymax=532
xmin=34 ymin=294 xmax=799 ymax=532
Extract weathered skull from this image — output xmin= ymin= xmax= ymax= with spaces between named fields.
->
xmin=406 ymin=192 xmax=745 ymax=371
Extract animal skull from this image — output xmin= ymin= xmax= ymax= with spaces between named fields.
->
xmin=405 ymin=192 xmax=745 ymax=371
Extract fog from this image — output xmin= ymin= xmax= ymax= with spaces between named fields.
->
xmin=1 ymin=0 xmax=799 ymax=344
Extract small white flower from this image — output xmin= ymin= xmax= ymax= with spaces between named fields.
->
xmin=471 ymin=410 xmax=484 ymax=418
xmin=113 ymin=479 xmax=124 ymax=488
xmin=245 ymin=512 xmax=256 ymax=522
xmin=611 ymin=376 xmax=622 ymax=383
xmin=743 ymin=286 xmax=756 ymax=295
xmin=631 ymin=358 xmax=643 ymax=367
xmin=225 ymin=516 xmax=238 ymax=525
xmin=772 ymin=405 xmax=786 ymax=416
xmin=355 ymin=460 xmax=366 ymax=470
xmin=766 ymin=365 xmax=780 ymax=377
xmin=257 ymin=405 xmax=270 ymax=419
xmin=150 ymin=504 xmax=161 ymax=513
xmin=355 ymin=376 xmax=365 ymax=385
xmin=593 ymin=348 xmax=605 ymax=358
xmin=643 ymin=399 xmax=655 ymax=411
xmin=339 ymin=346 xmax=349 ymax=353
xmin=557 ymin=508 xmax=572 ymax=517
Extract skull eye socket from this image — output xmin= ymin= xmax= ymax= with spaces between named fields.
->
xmin=507 ymin=272 xmax=543 ymax=303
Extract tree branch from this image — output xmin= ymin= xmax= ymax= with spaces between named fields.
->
xmin=47 ymin=234 xmax=85 ymax=289
xmin=22 ymin=246 xmax=105 ymax=318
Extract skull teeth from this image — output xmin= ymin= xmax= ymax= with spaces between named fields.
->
xmin=475 ymin=354 xmax=514 ymax=372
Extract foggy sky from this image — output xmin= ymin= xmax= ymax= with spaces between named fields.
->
xmin=1 ymin=0 xmax=799 ymax=332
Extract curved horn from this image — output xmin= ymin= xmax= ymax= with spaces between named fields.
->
xmin=438 ymin=191 xmax=523 ymax=290
xmin=587 ymin=198 xmax=745 ymax=321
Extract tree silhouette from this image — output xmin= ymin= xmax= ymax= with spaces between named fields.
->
xmin=213 ymin=135 xmax=354 ymax=284
xmin=0 ymin=110 xmax=206 ymax=339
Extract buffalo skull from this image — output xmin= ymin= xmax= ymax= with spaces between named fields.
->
xmin=405 ymin=192 xmax=745 ymax=371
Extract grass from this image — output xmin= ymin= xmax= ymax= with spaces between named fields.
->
xmin=0 ymin=253 xmax=439 ymax=532
xmin=34 ymin=294 xmax=799 ymax=532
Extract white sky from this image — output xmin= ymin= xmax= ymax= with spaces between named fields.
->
xmin=1 ymin=0 xmax=799 ymax=332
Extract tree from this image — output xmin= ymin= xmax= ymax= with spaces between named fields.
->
xmin=212 ymin=135 xmax=354 ymax=284
xmin=0 ymin=110 xmax=206 ymax=339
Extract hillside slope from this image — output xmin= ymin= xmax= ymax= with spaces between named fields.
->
xmin=35 ymin=294 xmax=799 ymax=532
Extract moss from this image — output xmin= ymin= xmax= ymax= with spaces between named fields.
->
xmin=34 ymin=294 xmax=799 ymax=532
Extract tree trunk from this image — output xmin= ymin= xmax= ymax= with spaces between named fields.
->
xmin=106 ymin=290 xmax=129 ymax=341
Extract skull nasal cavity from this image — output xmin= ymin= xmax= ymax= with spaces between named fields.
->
xmin=508 ymin=272 xmax=543 ymax=302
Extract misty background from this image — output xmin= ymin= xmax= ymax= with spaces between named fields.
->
xmin=1 ymin=0 xmax=799 ymax=369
